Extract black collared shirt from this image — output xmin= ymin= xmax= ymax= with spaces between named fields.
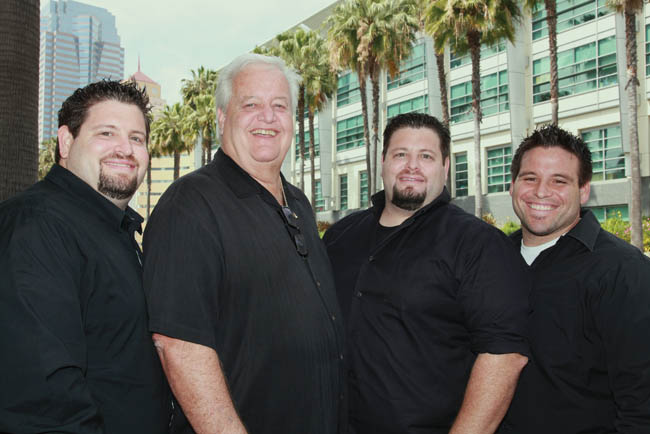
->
xmin=0 ymin=164 xmax=171 ymax=433
xmin=143 ymin=149 xmax=346 ymax=434
xmin=324 ymin=189 xmax=529 ymax=434
xmin=501 ymin=210 xmax=650 ymax=434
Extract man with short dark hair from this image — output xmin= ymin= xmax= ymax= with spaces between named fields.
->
xmin=500 ymin=124 xmax=650 ymax=433
xmin=324 ymin=112 xmax=530 ymax=434
xmin=0 ymin=80 xmax=171 ymax=433
xmin=143 ymin=54 xmax=345 ymax=433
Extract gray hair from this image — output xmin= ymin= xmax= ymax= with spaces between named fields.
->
xmin=215 ymin=53 xmax=301 ymax=115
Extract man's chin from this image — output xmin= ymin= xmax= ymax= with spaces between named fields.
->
xmin=98 ymin=174 xmax=138 ymax=201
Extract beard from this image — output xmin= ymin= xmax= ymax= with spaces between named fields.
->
xmin=391 ymin=185 xmax=426 ymax=211
xmin=97 ymin=157 xmax=139 ymax=200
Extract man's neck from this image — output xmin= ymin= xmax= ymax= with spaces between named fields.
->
xmin=379 ymin=202 xmax=416 ymax=227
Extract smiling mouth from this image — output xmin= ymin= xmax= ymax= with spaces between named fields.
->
xmin=528 ymin=203 xmax=555 ymax=211
xmin=251 ymin=129 xmax=277 ymax=137
xmin=102 ymin=160 xmax=137 ymax=171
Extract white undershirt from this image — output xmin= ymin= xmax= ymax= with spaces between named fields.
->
xmin=520 ymin=237 xmax=560 ymax=265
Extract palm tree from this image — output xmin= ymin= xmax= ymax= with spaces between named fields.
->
xmin=181 ymin=67 xmax=218 ymax=165
xmin=523 ymin=0 xmax=559 ymax=125
xmin=150 ymin=103 xmax=193 ymax=181
xmin=0 ymin=0 xmax=39 ymax=201
xmin=426 ymin=0 xmax=521 ymax=218
xmin=38 ymin=137 xmax=57 ymax=180
xmin=276 ymin=29 xmax=312 ymax=193
xmin=303 ymin=33 xmax=337 ymax=213
xmin=328 ymin=0 xmax=418 ymax=199
xmin=606 ymin=0 xmax=645 ymax=250
xmin=184 ymin=93 xmax=217 ymax=165
xmin=144 ymin=141 xmax=162 ymax=220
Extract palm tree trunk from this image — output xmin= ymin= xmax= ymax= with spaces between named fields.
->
xmin=358 ymin=70 xmax=372 ymax=207
xmin=146 ymin=158 xmax=152 ymax=219
xmin=435 ymin=52 xmax=450 ymax=129
xmin=371 ymin=65 xmax=381 ymax=195
xmin=469 ymin=32 xmax=483 ymax=218
xmin=298 ymin=85 xmax=306 ymax=192
xmin=173 ymin=151 xmax=180 ymax=180
xmin=545 ymin=0 xmax=559 ymax=125
xmin=0 ymin=0 xmax=39 ymax=201
xmin=308 ymin=112 xmax=316 ymax=214
xmin=624 ymin=7 xmax=642 ymax=250
xmin=203 ymin=135 xmax=212 ymax=164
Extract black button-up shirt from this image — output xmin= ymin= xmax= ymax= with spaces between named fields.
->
xmin=501 ymin=210 xmax=650 ymax=434
xmin=0 ymin=164 xmax=171 ymax=433
xmin=143 ymin=149 xmax=346 ymax=434
xmin=324 ymin=189 xmax=529 ymax=434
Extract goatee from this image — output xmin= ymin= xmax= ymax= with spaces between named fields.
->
xmin=391 ymin=185 xmax=425 ymax=211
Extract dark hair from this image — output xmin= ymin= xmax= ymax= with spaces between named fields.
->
xmin=382 ymin=113 xmax=450 ymax=161
xmin=56 ymin=80 xmax=151 ymax=163
xmin=511 ymin=124 xmax=592 ymax=186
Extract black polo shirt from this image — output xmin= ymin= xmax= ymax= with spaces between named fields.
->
xmin=0 ymin=164 xmax=171 ymax=433
xmin=324 ymin=189 xmax=529 ymax=434
xmin=143 ymin=149 xmax=346 ymax=434
xmin=500 ymin=210 xmax=650 ymax=433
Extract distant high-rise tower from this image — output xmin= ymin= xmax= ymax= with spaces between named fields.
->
xmin=39 ymin=0 xmax=124 ymax=142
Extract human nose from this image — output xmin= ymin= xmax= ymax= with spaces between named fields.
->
xmin=258 ymin=104 xmax=275 ymax=123
xmin=114 ymin=134 xmax=134 ymax=156
xmin=533 ymin=180 xmax=551 ymax=198
xmin=406 ymin=154 xmax=418 ymax=171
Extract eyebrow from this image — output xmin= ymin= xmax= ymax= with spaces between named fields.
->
xmin=517 ymin=170 xmax=574 ymax=180
xmin=91 ymin=124 xmax=146 ymax=136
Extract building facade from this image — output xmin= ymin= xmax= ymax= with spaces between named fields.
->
xmin=278 ymin=0 xmax=650 ymax=224
xmin=39 ymin=0 xmax=124 ymax=143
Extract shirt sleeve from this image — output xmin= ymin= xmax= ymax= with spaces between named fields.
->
xmin=0 ymin=211 xmax=103 ymax=433
xmin=143 ymin=190 xmax=223 ymax=351
xmin=456 ymin=224 xmax=531 ymax=357
xmin=595 ymin=255 xmax=650 ymax=432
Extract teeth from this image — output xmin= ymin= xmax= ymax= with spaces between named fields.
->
xmin=530 ymin=203 xmax=553 ymax=211
xmin=252 ymin=129 xmax=277 ymax=137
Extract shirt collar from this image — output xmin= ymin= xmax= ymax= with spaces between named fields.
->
xmin=509 ymin=208 xmax=599 ymax=252
xmin=212 ymin=148 xmax=295 ymax=204
xmin=46 ymin=164 xmax=143 ymax=233
xmin=369 ymin=187 xmax=452 ymax=221
xmin=563 ymin=209 xmax=600 ymax=251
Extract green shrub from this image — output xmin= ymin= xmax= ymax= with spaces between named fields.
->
xmin=501 ymin=219 xmax=521 ymax=236
xmin=482 ymin=213 xmax=497 ymax=226
xmin=601 ymin=213 xmax=650 ymax=253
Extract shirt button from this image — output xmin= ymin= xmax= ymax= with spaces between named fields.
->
xmin=316 ymin=281 xmax=321 ymax=287
xmin=339 ymin=353 xmax=344 ymax=360
xmin=331 ymin=314 xmax=336 ymax=321
xmin=356 ymin=291 xmax=362 ymax=297
xmin=368 ymin=255 xmax=374 ymax=262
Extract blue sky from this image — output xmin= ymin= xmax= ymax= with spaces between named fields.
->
xmin=80 ymin=0 xmax=335 ymax=104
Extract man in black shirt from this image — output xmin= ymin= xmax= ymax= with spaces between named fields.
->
xmin=143 ymin=54 xmax=345 ymax=433
xmin=0 ymin=81 xmax=171 ymax=432
xmin=501 ymin=125 xmax=650 ymax=433
xmin=324 ymin=113 xmax=529 ymax=434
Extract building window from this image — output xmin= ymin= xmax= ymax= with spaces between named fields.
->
xmin=455 ymin=153 xmax=469 ymax=197
xmin=387 ymin=95 xmax=429 ymax=121
xmin=450 ymin=70 xmax=509 ymax=123
xmin=340 ymin=174 xmax=348 ymax=210
xmin=337 ymin=115 xmax=365 ymax=151
xmin=532 ymin=0 xmax=611 ymax=41
xmin=295 ymin=128 xmax=320 ymax=161
xmin=589 ymin=204 xmax=628 ymax=222
xmin=337 ymin=72 xmax=361 ymax=107
xmin=450 ymin=39 xmax=506 ymax=69
xmin=646 ymin=24 xmax=649 ymax=76
xmin=487 ymin=146 xmax=512 ymax=193
xmin=582 ymin=125 xmax=624 ymax=181
xmin=533 ymin=36 xmax=617 ymax=103
xmin=359 ymin=170 xmax=369 ymax=208
xmin=387 ymin=43 xmax=426 ymax=90
xmin=315 ymin=179 xmax=325 ymax=211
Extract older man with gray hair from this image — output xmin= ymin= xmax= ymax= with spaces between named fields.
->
xmin=143 ymin=54 xmax=346 ymax=433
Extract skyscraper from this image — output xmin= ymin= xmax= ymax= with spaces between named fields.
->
xmin=39 ymin=0 xmax=124 ymax=142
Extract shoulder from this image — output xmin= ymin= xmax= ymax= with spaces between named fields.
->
xmin=0 ymin=181 xmax=73 ymax=233
xmin=592 ymin=227 xmax=650 ymax=272
xmin=323 ymin=208 xmax=374 ymax=246
xmin=436 ymin=203 xmax=511 ymax=245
